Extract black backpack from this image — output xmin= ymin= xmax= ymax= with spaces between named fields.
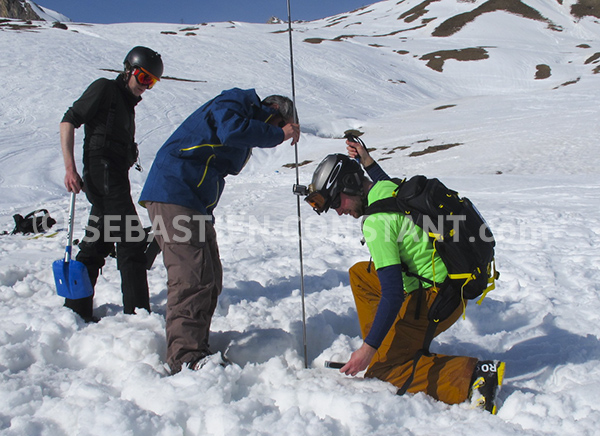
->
xmin=365 ymin=175 xmax=498 ymax=321
xmin=365 ymin=176 xmax=499 ymax=396
xmin=11 ymin=209 xmax=56 ymax=235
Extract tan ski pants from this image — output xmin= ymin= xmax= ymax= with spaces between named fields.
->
xmin=147 ymin=202 xmax=223 ymax=374
xmin=349 ymin=261 xmax=478 ymax=404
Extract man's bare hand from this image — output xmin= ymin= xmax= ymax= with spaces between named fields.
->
xmin=346 ymin=139 xmax=374 ymax=167
xmin=340 ymin=342 xmax=377 ymax=376
xmin=282 ymin=123 xmax=300 ymax=145
xmin=64 ymin=170 xmax=83 ymax=193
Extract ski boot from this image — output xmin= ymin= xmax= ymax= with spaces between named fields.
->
xmin=469 ymin=360 xmax=505 ymax=414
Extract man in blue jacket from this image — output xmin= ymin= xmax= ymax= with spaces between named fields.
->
xmin=140 ymin=88 xmax=299 ymax=374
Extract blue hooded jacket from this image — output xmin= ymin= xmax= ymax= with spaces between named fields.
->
xmin=139 ymin=88 xmax=285 ymax=215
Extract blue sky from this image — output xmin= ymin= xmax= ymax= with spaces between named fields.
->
xmin=37 ymin=0 xmax=372 ymax=24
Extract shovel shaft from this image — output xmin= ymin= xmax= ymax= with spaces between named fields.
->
xmin=54 ymin=192 xmax=94 ymax=300
xmin=64 ymin=192 xmax=76 ymax=263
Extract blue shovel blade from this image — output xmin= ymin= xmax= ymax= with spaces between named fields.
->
xmin=53 ymin=259 xmax=94 ymax=299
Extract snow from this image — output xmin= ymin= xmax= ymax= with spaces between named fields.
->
xmin=1 ymin=0 xmax=600 ymax=434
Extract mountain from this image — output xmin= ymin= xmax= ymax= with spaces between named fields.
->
xmin=0 ymin=0 xmax=41 ymax=20
xmin=297 ymin=0 xmax=600 ymax=81
xmin=0 ymin=0 xmax=70 ymax=22
xmin=0 ymin=1 xmax=599 ymax=435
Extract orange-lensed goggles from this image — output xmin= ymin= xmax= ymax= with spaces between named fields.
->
xmin=132 ymin=67 xmax=159 ymax=89
xmin=305 ymin=191 xmax=340 ymax=214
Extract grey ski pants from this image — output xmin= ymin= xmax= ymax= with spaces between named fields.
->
xmin=146 ymin=202 xmax=223 ymax=374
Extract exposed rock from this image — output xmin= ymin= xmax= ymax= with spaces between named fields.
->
xmin=420 ymin=47 xmax=489 ymax=72
xmin=535 ymin=64 xmax=551 ymax=79
xmin=52 ymin=21 xmax=67 ymax=29
xmin=584 ymin=52 xmax=600 ymax=64
xmin=571 ymin=0 xmax=600 ymax=19
xmin=399 ymin=0 xmax=440 ymax=23
xmin=409 ymin=143 xmax=462 ymax=157
xmin=0 ymin=0 xmax=42 ymax=20
xmin=432 ymin=0 xmax=554 ymax=37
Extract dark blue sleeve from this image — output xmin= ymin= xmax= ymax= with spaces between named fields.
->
xmin=364 ymin=161 xmax=390 ymax=182
xmin=364 ymin=264 xmax=405 ymax=349
xmin=211 ymin=89 xmax=284 ymax=149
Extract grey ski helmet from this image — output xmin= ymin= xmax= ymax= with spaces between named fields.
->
xmin=124 ymin=46 xmax=164 ymax=79
xmin=305 ymin=154 xmax=364 ymax=214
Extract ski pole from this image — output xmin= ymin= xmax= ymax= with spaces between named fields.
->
xmin=286 ymin=0 xmax=308 ymax=369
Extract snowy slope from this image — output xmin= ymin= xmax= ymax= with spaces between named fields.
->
xmin=0 ymin=1 xmax=600 ymax=435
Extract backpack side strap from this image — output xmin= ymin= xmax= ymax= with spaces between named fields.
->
xmin=396 ymin=319 xmax=438 ymax=396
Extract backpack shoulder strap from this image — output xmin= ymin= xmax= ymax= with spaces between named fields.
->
xmin=364 ymin=197 xmax=398 ymax=216
xmin=364 ymin=177 xmax=404 ymax=216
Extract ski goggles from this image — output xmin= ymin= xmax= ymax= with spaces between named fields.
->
xmin=305 ymin=191 xmax=340 ymax=214
xmin=132 ymin=67 xmax=159 ymax=89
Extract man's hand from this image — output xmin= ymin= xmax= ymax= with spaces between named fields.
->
xmin=340 ymin=342 xmax=377 ymax=376
xmin=64 ymin=169 xmax=83 ymax=193
xmin=282 ymin=123 xmax=300 ymax=145
xmin=346 ymin=139 xmax=374 ymax=167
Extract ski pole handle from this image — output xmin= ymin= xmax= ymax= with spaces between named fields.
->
xmin=343 ymin=129 xmax=365 ymax=164
xmin=348 ymin=144 xmax=361 ymax=164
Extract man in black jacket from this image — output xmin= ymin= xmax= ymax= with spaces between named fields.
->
xmin=60 ymin=46 xmax=163 ymax=322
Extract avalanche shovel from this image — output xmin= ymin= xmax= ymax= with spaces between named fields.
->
xmin=53 ymin=192 xmax=93 ymax=299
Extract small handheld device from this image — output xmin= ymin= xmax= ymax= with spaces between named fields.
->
xmin=324 ymin=361 xmax=346 ymax=369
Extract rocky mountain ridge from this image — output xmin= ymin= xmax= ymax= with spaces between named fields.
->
xmin=0 ymin=0 xmax=41 ymax=20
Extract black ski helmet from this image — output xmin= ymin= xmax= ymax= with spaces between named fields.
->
xmin=124 ymin=46 xmax=164 ymax=79
xmin=305 ymin=154 xmax=364 ymax=214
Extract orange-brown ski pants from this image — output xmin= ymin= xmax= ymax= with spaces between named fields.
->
xmin=349 ymin=261 xmax=478 ymax=405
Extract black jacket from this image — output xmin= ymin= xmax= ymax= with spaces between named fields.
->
xmin=62 ymin=75 xmax=141 ymax=166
